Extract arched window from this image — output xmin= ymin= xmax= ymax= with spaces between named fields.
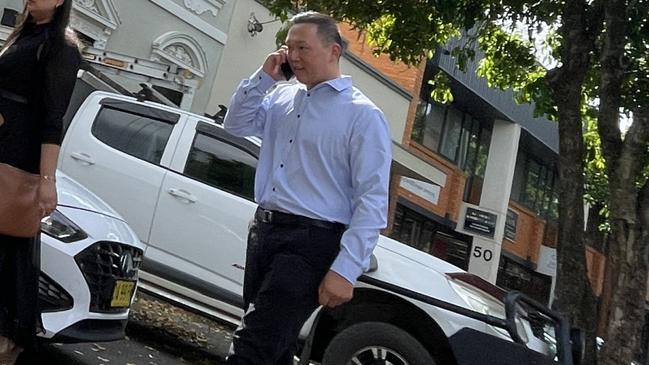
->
xmin=151 ymin=32 xmax=208 ymax=79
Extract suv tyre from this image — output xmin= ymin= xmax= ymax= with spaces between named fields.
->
xmin=322 ymin=322 xmax=436 ymax=365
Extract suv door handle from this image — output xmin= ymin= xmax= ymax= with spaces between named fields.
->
xmin=167 ymin=188 xmax=197 ymax=203
xmin=70 ymin=152 xmax=95 ymax=166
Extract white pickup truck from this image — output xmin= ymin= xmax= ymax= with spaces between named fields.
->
xmin=58 ymin=77 xmax=582 ymax=365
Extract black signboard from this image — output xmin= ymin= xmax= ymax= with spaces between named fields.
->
xmin=505 ymin=209 xmax=518 ymax=241
xmin=463 ymin=207 xmax=497 ymax=239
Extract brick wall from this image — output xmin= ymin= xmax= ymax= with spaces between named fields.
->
xmin=505 ymin=202 xmax=545 ymax=264
xmin=396 ymin=142 xmax=467 ymax=223
xmin=586 ymin=247 xmax=606 ymax=296
xmin=340 ymin=23 xmax=420 ymax=93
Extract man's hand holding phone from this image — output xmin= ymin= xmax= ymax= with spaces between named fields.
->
xmin=262 ymin=46 xmax=293 ymax=81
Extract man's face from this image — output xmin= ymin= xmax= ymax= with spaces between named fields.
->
xmin=285 ymin=23 xmax=340 ymax=88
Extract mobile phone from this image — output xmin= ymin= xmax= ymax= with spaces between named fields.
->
xmin=281 ymin=62 xmax=294 ymax=80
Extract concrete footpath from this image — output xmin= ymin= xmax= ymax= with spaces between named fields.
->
xmin=127 ymin=292 xmax=235 ymax=364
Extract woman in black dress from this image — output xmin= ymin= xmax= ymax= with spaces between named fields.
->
xmin=0 ymin=0 xmax=80 ymax=363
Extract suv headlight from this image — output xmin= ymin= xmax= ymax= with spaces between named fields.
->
xmin=448 ymin=276 xmax=529 ymax=343
xmin=41 ymin=210 xmax=88 ymax=243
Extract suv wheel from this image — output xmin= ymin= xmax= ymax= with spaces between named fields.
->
xmin=322 ymin=322 xmax=436 ymax=365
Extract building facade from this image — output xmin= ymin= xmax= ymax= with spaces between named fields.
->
xmin=1 ymin=0 xmax=234 ymax=112
xmin=384 ymin=47 xmax=606 ymax=304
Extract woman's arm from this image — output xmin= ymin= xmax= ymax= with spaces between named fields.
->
xmin=38 ymin=42 xmax=81 ymax=217
xmin=38 ymin=143 xmax=59 ymax=216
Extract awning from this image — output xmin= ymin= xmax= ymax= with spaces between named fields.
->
xmin=391 ymin=142 xmax=447 ymax=187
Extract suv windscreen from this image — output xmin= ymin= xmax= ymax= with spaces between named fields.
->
xmin=91 ymin=106 xmax=174 ymax=164
xmin=184 ymin=132 xmax=257 ymax=201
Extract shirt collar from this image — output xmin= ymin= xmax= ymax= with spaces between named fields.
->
xmin=309 ymin=75 xmax=353 ymax=93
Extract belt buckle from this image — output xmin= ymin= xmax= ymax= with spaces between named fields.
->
xmin=262 ymin=210 xmax=273 ymax=223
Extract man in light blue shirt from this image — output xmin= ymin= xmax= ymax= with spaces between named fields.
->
xmin=224 ymin=11 xmax=391 ymax=365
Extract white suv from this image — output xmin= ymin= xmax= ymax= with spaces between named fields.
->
xmin=58 ymin=90 xmax=580 ymax=365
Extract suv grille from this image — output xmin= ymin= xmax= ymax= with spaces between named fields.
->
xmin=75 ymin=241 xmax=143 ymax=313
xmin=38 ymin=272 xmax=73 ymax=312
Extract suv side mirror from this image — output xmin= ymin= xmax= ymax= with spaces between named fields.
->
xmin=365 ymin=254 xmax=378 ymax=273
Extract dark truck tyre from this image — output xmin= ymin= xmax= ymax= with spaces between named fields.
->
xmin=322 ymin=322 xmax=436 ymax=365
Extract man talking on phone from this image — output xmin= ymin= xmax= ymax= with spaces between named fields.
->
xmin=223 ymin=11 xmax=392 ymax=365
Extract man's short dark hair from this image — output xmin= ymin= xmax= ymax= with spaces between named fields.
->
xmin=290 ymin=11 xmax=346 ymax=51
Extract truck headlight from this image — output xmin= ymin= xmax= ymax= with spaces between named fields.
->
xmin=448 ymin=278 xmax=529 ymax=343
xmin=41 ymin=210 xmax=88 ymax=243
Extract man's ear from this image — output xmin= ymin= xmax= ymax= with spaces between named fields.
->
xmin=331 ymin=43 xmax=342 ymax=60
xmin=56 ymin=0 xmax=65 ymax=7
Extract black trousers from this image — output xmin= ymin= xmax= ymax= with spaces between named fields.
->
xmin=226 ymin=217 xmax=343 ymax=365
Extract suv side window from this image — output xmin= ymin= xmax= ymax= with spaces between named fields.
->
xmin=91 ymin=107 xmax=174 ymax=164
xmin=184 ymin=132 xmax=257 ymax=201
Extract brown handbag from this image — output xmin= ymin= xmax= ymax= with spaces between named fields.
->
xmin=0 ymin=163 xmax=42 ymax=238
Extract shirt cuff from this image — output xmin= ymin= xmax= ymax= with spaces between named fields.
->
xmin=330 ymin=252 xmax=364 ymax=285
xmin=249 ymin=68 xmax=277 ymax=92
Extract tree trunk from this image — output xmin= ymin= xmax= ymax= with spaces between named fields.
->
xmin=599 ymin=192 xmax=647 ymax=364
xmin=597 ymin=233 xmax=614 ymax=338
xmin=594 ymin=0 xmax=649 ymax=361
xmin=548 ymin=1 xmax=603 ymax=363
xmin=552 ymin=95 xmax=599 ymax=364
xmin=550 ymin=64 xmax=599 ymax=365
xmin=599 ymin=109 xmax=649 ymax=365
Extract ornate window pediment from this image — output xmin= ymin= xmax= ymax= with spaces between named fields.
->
xmin=151 ymin=32 xmax=208 ymax=79
xmin=71 ymin=0 xmax=121 ymax=49
xmin=184 ymin=0 xmax=226 ymax=17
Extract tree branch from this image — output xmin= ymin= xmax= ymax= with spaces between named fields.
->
xmin=596 ymin=0 xmax=627 ymax=167
xmin=621 ymin=107 xmax=649 ymax=182
xmin=639 ymin=177 xmax=649 ymax=238
xmin=548 ymin=0 xmax=602 ymax=94
xmin=586 ymin=0 xmax=606 ymax=41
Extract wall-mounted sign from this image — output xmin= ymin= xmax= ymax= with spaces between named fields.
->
xmin=537 ymin=245 xmax=557 ymax=276
xmin=504 ymin=209 xmax=518 ymax=241
xmin=400 ymin=177 xmax=441 ymax=205
xmin=463 ymin=207 xmax=498 ymax=239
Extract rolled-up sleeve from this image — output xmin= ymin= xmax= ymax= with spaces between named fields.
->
xmin=330 ymin=108 xmax=392 ymax=284
xmin=224 ymin=68 xmax=277 ymax=138
xmin=41 ymin=44 xmax=81 ymax=145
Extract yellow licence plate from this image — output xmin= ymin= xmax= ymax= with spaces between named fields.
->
xmin=111 ymin=280 xmax=136 ymax=308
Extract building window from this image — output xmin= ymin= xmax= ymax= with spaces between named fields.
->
xmin=439 ymin=107 xmax=464 ymax=161
xmin=413 ymin=101 xmax=445 ymax=151
xmin=390 ymin=203 xmax=471 ymax=270
xmin=511 ymin=152 xmax=558 ymax=220
xmin=496 ymin=256 xmax=552 ymax=304
xmin=463 ymin=121 xmax=491 ymax=205
xmin=412 ymin=99 xmax=492 ymax=206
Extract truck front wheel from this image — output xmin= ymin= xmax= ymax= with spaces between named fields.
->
xmin=321 ymin=322 xmax=436 ymax=365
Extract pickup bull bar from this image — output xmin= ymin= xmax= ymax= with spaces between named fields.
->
xmin=299 ymin=275 xmax=582 ymax=365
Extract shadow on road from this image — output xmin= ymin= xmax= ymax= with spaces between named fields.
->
xmin=16 ymin=345 xmax=86 ymax=365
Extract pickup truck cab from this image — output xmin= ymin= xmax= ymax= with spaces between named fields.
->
xmin=59 ymin=89 xmax=582 ymax=365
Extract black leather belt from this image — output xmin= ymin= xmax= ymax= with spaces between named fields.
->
xmin=0 ymin=89 xmax=28 ymax=104
xmin=255 ymin=207 xmax=345 ymax=231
